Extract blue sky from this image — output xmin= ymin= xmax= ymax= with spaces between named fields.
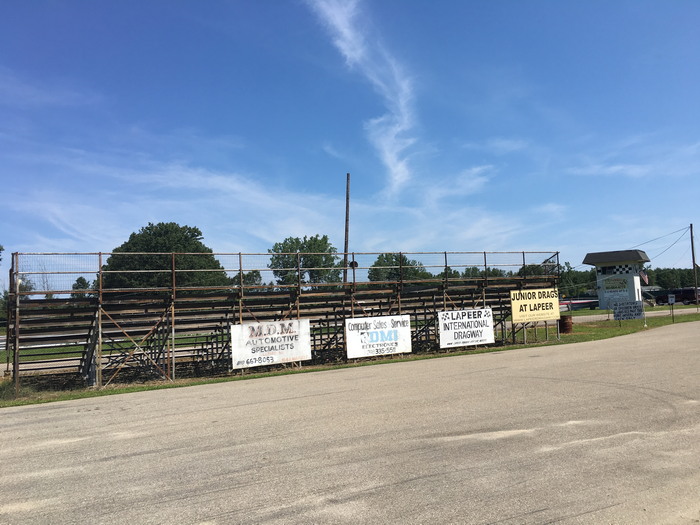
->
xmin=2 ymin=0 xmax=699 ymax=285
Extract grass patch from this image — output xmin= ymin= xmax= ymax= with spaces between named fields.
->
xmin=534 ymin=313 xmax=699 ymax=343
xmin=0 ymin=377 xmax=37 ymax=402
xmin=2 ymin=313 xmax=699 ymax=408
xmin=565 ymin=303 xmax=700 ymax=317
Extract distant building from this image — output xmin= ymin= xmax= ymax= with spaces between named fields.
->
xmin=583 ymin=250 xmax=650 ymax=310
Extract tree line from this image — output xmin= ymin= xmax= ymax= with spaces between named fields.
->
xmin=87 ymin=223 xmax=525 ymax=291
xmin=2 ymin=223 xmax=698 ymax=312
xmin=558 ymin=262 xmax=698 ymax=297
xmin=92 ymin=223 xmax=577 ymax=290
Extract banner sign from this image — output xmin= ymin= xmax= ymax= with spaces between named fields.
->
xmin=345 ymin=315 xmax=412 ymax=359
xmin=231 ymin=319 xmax=311 ymax=369
xmin=438 ymin=308 xmax=494 ymax=348
xmin=612 ymin=301 xmax=644 ymax=321
xmin=510 ymin=288 xmax=560 ymax=323
xmin=603 ymin=277 xmax=629 ymax=301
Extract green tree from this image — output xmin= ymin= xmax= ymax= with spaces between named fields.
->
xmin=101 ymin=222 xmax=230 ymax=290
xmin=268 ymin=235 xmax=341 ymax=286
xmin=653 ymin=268 xmax=681 ymax=289
xmin=482 ymin=267 xmax=507 ymax=278
xmin=70 ymin=276 xmax=92 ymax=299
xmin=0 ymin=290 xmax=7 ymax=326
xmin=558 ymin=262 xmax=596 ymax=297
xmin=232 ymin=270 xmax=263 ymax=287
xmin=18 ymin=277 xmax=34 ymax=293
xmin=2 ymin=279 xmax=35 ymax=326
xmin=0 ymin=244 xmax=4 ymax=264
xmin=517 ymin=264 xmax=545 ymax=277
xmin=650 ymin=267 xmax=698 ymax=289
xmin=368 ymin=253 xmax=432 ymax=282
xmin=462 ymin=266 xmax=483 ymax=279
xmin=436 ymin=266 xmax=462 ymax=281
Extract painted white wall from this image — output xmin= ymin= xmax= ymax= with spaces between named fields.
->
xmin=595 ymin=262 xmax=644 ymax=310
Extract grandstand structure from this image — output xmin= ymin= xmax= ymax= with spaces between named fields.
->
xmin=4 ymin=250 xmax=559 ymax=389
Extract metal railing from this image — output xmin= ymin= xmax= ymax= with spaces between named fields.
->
xmin=9 ymin=250 xmax=559 ymax=296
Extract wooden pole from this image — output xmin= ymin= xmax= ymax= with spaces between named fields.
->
xmin=343 ymin=173 xmax=350 ymax=284
xmin=691 ymin=223 xmax=698 ymax=312
xmin=97 ymin=252 xmax=103 ymax=388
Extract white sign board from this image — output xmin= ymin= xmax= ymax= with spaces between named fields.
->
xmin=345 ymin=315 xmax=412 ymax=359
xmin=231 ymin=319 xmax=311 ymax=369
xmin=612 ymin=301 xmax=644 ymax=321
xmin=668 ymin=294 xmax=676 ymax=305
xmin=438 ymin=308 xmax=495 ymax=348
xmin=603 ymin=278 xmax=629 ymax=302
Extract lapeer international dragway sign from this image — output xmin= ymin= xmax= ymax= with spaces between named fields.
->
xmin=438 ymin=308 xmax=495 ymax=348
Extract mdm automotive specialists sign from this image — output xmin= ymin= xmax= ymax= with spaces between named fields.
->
xmin=231 ymin=319 xmax=311 ymax=370
xmin=438 ymin=308 xmax=495 ymax=348
xmin=345 ymin=315 xmax=412 ymax=359
xmin=510 ymin=288 xmax=560 ymax=323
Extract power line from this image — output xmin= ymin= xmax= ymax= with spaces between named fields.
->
xmin=669 ymin=246 xmax=691 ymax=268
xmin=649 ymin=228 xmax=688 ymax=260
xmin=631 ymin=226 xmax=688 ymax=249
xmin=562 ymin=226 xmax=691 ymax=273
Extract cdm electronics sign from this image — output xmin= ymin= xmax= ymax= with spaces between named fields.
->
xmin=230 ymin=288 xmax=562 ymax=371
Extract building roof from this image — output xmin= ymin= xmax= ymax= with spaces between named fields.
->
xmin=582 ymin=250 xmax=650 ymax=266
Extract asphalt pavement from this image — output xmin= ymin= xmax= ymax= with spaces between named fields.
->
xmin=1 ymin=321 xmax=699 ymax=524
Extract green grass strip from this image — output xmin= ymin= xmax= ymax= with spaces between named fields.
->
xmin=1 ymin=313 xmax=698 ymax=408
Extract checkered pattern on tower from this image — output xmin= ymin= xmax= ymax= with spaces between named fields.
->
xmin=596 ymin=264 xmax=640 ymax=275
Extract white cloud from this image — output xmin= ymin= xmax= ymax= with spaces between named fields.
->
xmin=567 ymin=163 xmax=652 ymax=178
xmin=321 ymin=142 xmax=345 ymax=160
xmin=533 ymin=203 xmax=567 ymax=220
xmin=4 ymin=147 xmax=347 ymax=254
xmin=567 ymin=136 xmax=700 ymax=179
xmin=0 ymin=66 xmax=100 ymax=108
xmin=3 ymin=137 xmax=528 ymax=260
xmin=424 ymin=165 xmax=493 ymax=205
xmin=306 ymin=0 xmax=366 ymax=66
xmin=306 ymin=0 xmax=417 ymax=195
xmin=463 ymin=138 xmax=529 ymax=155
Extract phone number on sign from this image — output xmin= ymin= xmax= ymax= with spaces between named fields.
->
xmin=368 ymin=346 xmax=399 ymax=355
xmin=245 ymin=356 xmax=275 ymax=366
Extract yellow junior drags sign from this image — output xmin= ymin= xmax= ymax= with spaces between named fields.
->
xmin=510 ymin=288 xmax=560 ymax=323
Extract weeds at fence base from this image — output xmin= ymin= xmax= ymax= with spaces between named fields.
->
xmin=1 ymin=378 xmax=38 ymax=402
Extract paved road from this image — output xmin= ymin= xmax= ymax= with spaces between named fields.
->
xmin=1 ymin=322 xmax=699 ymax=525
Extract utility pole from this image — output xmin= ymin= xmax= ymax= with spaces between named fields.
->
xmin=343 ymin=173 xmax=351 ymax=284
xmin=691 ymin=223 xmax=698 ymax=311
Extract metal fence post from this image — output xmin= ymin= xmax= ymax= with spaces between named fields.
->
xmin=12 ymin=252 xmax=20 ymax=394
xmin=96 ymin=252 xmax=103 ymax=388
